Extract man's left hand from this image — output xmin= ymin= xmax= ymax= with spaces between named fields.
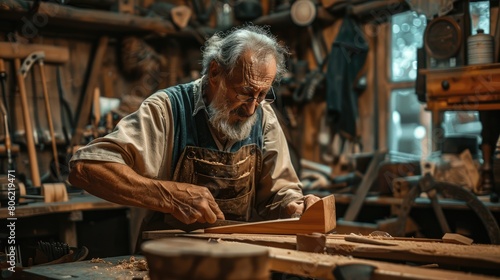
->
xmin=286 ymin=194 xmax=321 ymax=217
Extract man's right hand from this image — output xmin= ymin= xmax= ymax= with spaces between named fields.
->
xmin=165 ymin=182 xmax=225 ymax=224
xmin=69 ymin=161 xmax=225 ymax=225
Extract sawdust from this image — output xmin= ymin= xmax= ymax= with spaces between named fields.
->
xmin=89 ymin=256 xmax=149 ymax=271
xmin=114 ymin=256 xmax=149 ymax=271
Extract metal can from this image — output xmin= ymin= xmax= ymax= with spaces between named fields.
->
xmin=467 ymin=29 xmax=494 ymax=65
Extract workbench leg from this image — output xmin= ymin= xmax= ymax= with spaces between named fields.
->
xmin=431 ymin=110 xmax=444 ymax=152
xmin=59 ymin=222 xmax=77 ymax=247
xmin=59 ymin=211 xmax=82 ymax=247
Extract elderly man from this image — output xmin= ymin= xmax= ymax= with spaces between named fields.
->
xmin=69 ymin=25 xmax=319 ymax=240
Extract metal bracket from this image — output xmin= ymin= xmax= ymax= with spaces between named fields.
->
xmin=19 ymin=51 xmax=45 ymax=78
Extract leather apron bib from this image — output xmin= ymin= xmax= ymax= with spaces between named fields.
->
xmin=173 ymin=144 xmax=261 ymax=220
xmin=160 ymin=144 xmax=262 ymax=232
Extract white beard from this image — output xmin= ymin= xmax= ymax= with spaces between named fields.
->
xmin=207 ymin=90 xmax=258 ymax=142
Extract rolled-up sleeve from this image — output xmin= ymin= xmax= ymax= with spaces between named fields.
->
xmin=69 ymin=91 xmax=174 ymax=180
xmin=256 ymin=104 xmax=304 ymax=219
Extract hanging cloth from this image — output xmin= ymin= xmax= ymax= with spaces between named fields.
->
xmin=325 ymin=16 xmax=368 ymax=140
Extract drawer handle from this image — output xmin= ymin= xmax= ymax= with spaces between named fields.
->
xmin=441 ymin=80 xmax=450 ymax=90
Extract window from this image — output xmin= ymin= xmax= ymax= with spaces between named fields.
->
xmin=388 ymin=1 xmax=489 ymax=156
xmin=389 ymin=11 xmax=429 ymax=156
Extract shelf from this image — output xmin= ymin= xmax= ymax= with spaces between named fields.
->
xmin=0 ymin=0 xmax=176 ymax=36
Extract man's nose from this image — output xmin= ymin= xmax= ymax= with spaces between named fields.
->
xmin=243 ymin=100 xmax=258 ymax=116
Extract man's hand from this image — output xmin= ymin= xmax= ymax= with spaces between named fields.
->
xmin=164 ymin=182 xmax=225 ymax=224
xmin=286 ymin=194 xmax=321 ymax=217
xmin=70 ymin=161 xmax=225 ymax=225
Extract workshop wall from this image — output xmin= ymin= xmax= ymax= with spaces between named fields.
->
xmin=0 ymin=0 xmax=409 ymax=217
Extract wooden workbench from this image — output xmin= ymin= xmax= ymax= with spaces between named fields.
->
xmin=141 ymin=229 xmax=500 ymax=279
xmin=17 ymin=241 xmax=499 ymax=280
xmin=0 ymin=193 xmax=126 ymax=219
xmin=0 ymin=193 xmax=127 ymax=247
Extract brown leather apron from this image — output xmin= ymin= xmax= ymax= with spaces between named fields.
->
xmin=174 ymin=144 xmax=261 ymax=219
xmin=160 ymin=144 xmax=261 ymax=231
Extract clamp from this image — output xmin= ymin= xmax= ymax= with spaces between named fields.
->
xmin=395 ymin=173 xmax=500 ymax=244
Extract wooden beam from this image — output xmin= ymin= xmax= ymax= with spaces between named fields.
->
xmin=71 ymin=36 xmax=108 ymax=147
xmin=0 ymin=0 xmax=175 ymax=36
xmin=343 ymin=151 xmax=385 ymax=221
xmin=0 ymin=42 xmax=69 ymax=64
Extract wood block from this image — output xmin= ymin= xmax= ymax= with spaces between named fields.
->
xmin=296 ymin=233 xmax=326 ymax=253
xmin=442 ymin=233 xmax=473 ymax=245
xmin=142 ymin=238 xmax=270 ymax=280
xmin=42 ymin=183 xmax=68 ymax=203
xmin=204 ymin=195 xmax=336 ymax=234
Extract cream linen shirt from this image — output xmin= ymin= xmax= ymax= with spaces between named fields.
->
xmin=70 ymin=78 xmax=304 ymax=219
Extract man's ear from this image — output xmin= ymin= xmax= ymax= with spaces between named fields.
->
xmin=209 ymin=61 xmax=221 ymax=81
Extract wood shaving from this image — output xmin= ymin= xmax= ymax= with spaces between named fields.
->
xmin=113 ymin=256 xmax=149 ymax=271
xmin=90 ymin=258 xmax=111 ymax=264
xmin=196 ymin=158 xmax=224 ymax=165
xmin=90 ymin=256 xmax=148 ymax=272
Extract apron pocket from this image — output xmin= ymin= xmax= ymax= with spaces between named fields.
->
xmin=195 ymin=169 xmax=253 ymax=199
xmin=215 ymin=190 xmax=253 ymax=220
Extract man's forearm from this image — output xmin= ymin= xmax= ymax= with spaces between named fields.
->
xmin=68 ymin=160 xmax=224 ymax=224
xmin=69 ymin=161 xmax=174 ymax=213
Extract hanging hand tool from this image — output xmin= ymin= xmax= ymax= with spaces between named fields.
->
xmin=1 ymin=42 xmax=69 ymax=188
xmin=14 ymin=57 xmax=41 ymax=188
xmin=56 ymin=65 xmax=73 ymax=150
xmin=0 ymin=96 xmax=12 ymax=169
xmin=20 ymin=51 xmax=62 ymax=181
xmin=0 ymin=59 xmax=14 ymax=169
xmin=0 ymin=58 xmax=11 ymax=130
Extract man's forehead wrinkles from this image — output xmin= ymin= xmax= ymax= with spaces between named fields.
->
xmin=242 ymin=68 xmax=274 ymax=87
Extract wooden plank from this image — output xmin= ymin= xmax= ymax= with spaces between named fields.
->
xmin=204 ymin=195 xmax=336 ymax=234
xmin=166 ymin=233 xmax=500 ymax=270
xmin=442 ymin=233 xmax=474 ymax=245
xmin=265 ymin=244 xmax=496 ymax=280
xmin=343 ymin=151 xmax=385 ymax=221
xmin=0 ymin=42 xmax=69 ymax=64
